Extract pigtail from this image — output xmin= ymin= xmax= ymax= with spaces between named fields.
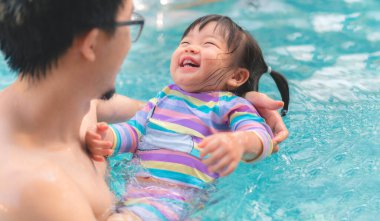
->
xmin=269 ymin=70 xmax=289 ymax=116
xmin=250 ymin=67 xmax=290 ymax=117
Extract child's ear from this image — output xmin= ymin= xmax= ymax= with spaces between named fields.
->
xmin=227 ymin=68 xmax=250 ymax=89
xmin=77 ymin=29 xmax=100 ymax=62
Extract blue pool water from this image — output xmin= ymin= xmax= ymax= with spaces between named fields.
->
xmin=1 ymin=0 xmax=380 ymax=220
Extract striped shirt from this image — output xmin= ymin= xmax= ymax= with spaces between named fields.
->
xmin=111 ymin=84 xmax=273 ymax=188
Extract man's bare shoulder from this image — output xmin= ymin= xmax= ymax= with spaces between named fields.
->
xmin=0 ymin=156 xmax=97 ymax=221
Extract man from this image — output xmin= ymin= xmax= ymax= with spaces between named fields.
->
xmin=0 ymin=0 xmax=287 ymax=220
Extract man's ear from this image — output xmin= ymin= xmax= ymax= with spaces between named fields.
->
xmin=79 ymin=29 xmax=100 ymax=62
xmin=227 ymin=68 xmax=250 ymax=89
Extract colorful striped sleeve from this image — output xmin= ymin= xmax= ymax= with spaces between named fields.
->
xmin=110 ymin=96 xmax=159 ymax=155
xmin=219 ymin=94 xmax=274 ymax=162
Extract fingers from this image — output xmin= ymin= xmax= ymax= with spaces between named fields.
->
xmin=219 ymin=161 xmax=238 ymax=177
xmin=198 ymin=137 xmax=216 ymax=158
xmin=272 ymin=144 xmax=279 ymax=153
xmin=202 ymin=150 xmax=239 ymax=177
xmin=86 ymin=130 xmax=101 ymax=140
xmin=97 ymin=122 xmax=109 ymax=132
xmin=86 ymin=131 xmax=112 ymax=147
xmin=201 ymin=145 xmax=226 ymax=166
xmin=199 ymin=136 xmax=231 ymax=160
xmin=202 ymin=149 xmax=237 ymax=176
xmin=245 ymin=91 xmax=284 ymax=110
xmin=92 ymin=155 xmax=106 ymax=162
xmin=208 ymin=156 xmax=238 ymax=177
xmin=85 ymin=130 xmax=113 ymax=159
xmin=273 ymin=130 xmax=289 ymax=145
xmin=271 ymin=130 xmax=288 ymax=153
xmin=271 ymin=116 xmax=289 ymax=153
xmin=89 ymin=143 xmax=113 ymax=162
xmin=200 ymin=137 xmax=227 ymax=171
xmin=87 ymin=138 xmax=113 ymax=150
xmin=90 ymin=143 xmax=113 ymax=156
xmin=200 ymin=135 xmax=240 ymax=176
xmin=97 ymin=122 xmax=110 ymax=140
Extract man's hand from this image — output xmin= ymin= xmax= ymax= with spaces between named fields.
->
xmin=245 ymin=92 xmax=289 ymax=152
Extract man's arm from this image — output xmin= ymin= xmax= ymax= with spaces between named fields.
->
xmin=15 ymin=168 xmax=98 ymax=221
xmin=245 ymin=91 xmax=289 ymax=152
xmin=96 ymin=94 xmax=145 ymax=123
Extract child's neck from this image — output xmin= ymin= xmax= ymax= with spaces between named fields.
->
xmin=174 ymin=83 xmax=228 ymax=94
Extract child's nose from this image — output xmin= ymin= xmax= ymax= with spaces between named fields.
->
xmin=184 ymin=45 xmax=199 ymax=54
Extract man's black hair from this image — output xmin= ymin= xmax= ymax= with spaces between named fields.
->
xmin=0 ymin=0 xmax=124 ymax=79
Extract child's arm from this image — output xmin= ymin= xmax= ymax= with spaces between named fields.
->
xmin=95 ymin=92 xmax=288 ymax=146
xmin=200 ymin=95 xmax=273 ymax=177
xmin=89 ymin=93 xmax=162 ymax=161
xmin=85 ymin=120 xmax=143 ymax=162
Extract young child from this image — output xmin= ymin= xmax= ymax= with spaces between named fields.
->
xmin=87 ymin=14 xmax=289 ymax=220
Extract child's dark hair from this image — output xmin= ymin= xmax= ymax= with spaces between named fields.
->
xmin=182 ymin=14 xmax=289 ymax=116
xmin=0 ymin=0 xmax=125 ymax=79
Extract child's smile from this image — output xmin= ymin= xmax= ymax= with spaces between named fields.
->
xmin=179 ymin=56 xmax=200 ymax=73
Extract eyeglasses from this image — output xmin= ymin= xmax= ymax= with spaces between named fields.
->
xmin=114 ymin=12 xmax=145 ymax=42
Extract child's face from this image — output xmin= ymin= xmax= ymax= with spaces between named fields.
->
xmin=170 ymin=22 xmax=234 ymax=93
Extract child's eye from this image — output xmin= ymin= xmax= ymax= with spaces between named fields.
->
xmin=180 ymin=41 xmax=190 ymax=45
xmin=204 ymin=42 xmax=219 ymax=47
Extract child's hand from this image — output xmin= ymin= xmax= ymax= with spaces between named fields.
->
xmin=85 ymin=122 xmax=114 ymax=162
xmin=199 ymin=132 xmax=245 ymax=177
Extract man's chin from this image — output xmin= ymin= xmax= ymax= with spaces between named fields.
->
xmin=100 ymin=88 xmax=116 ymax=101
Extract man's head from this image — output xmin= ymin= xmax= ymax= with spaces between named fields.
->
xmin=0 ymin=0 xmax=125 ymax=79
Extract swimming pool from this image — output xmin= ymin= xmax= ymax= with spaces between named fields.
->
xmin=1 ymin=0 xmax=379 ymax=220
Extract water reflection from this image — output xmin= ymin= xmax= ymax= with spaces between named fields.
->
xmin=297 ymin=53 xmax=380 ymax=102
xmin=117 ymin=3 xmax=380 ymax=219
